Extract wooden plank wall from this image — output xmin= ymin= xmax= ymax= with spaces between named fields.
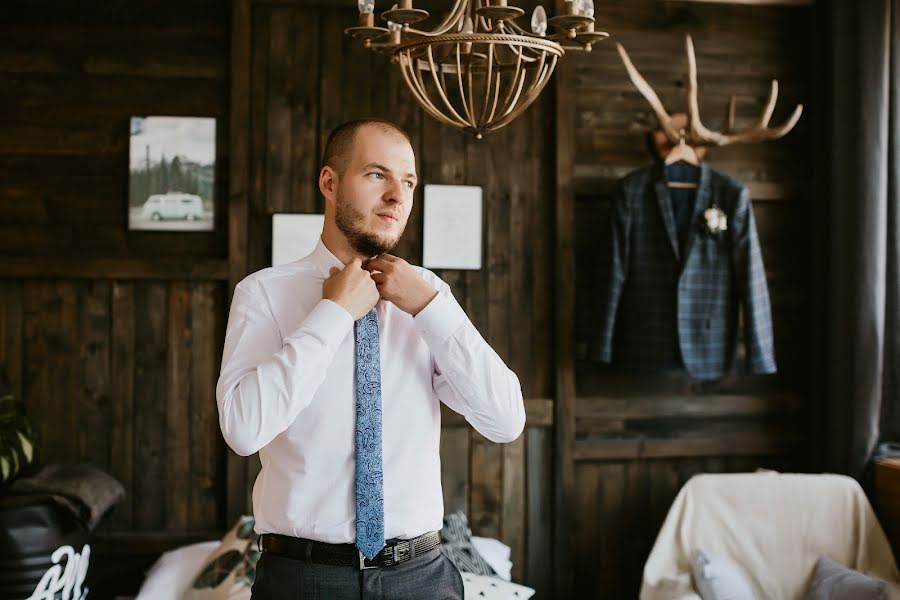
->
xmin=1 ymin=0 xmax=558 ymax=597
xmin=0 ymin=2 xmax=230 ymax=263
xmin=560 ymin=1 xmax=814 ymax=596
xmin=0 ymin=2 xmax=232 ymax=597
xmin=230 ymin=2 xmax=556 ymax=592
xmin=0 ymin=0 xmax=816 ymax=597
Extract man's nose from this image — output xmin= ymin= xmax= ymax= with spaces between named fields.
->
xmin=383 ymin=180 xmax=405 ymax=203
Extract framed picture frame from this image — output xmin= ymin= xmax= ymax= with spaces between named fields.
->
xmin=271 ymin=213 xmax=325 ymax=266
xmin=422 ymin=184 xmax=483 ymax=270
xmin=128 ymin=116 xmax=216 ymax=231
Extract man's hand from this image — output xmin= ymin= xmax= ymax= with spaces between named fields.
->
xmin=364 ymin=254 xmax=438 ymax=316
xmin=323 ymin=258 xmax=380 ymax=320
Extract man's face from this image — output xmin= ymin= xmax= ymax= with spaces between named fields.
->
xmin=334 ymin=126 xmax=417 ymax=257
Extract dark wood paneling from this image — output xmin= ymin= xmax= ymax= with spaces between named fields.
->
xmin=226 ymin=0 xmax=252 ymax=527
xmin=0 ymin=2 xmax=233 ymax=597
xmin=562 ymin=1 xmax=814 ymax=597
xmin=289 ymin=9 xmax=322 ymax=214
xmin=0 ymin=258 xmax=229 ymax=280
xmin=0 ymin=1 xmax=230 ymax=261
xmin=554 ymin=47 xmax=579 ymax=600
xmin=190 ymin=283 xmax=224 ymax=531
xmin=0 ymin=282 xmax=24 ymax=400
xmin=23 ymin=282 xmax=80 ymax=464
xmin=109 ymin=282 xmax=136 ymax=530
xmin=525 ymin=427 xmax=553 ymax=595
xmin=0 ymin=2 xmax=821 ymax=599
xmin=166 ymin=282 xmax=192 ymax=530
xmin=440 ymin=427 xmax=470 ymax=517
xmin=132 ymin=282 xmax=168 ymax=531
xmin=78 ymin=281 xmax=112 ymax=467
xmin=502 ymin=434 xmax=526 ymax=582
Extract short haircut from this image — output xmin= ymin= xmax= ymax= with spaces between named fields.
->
xmin=321 ymin=119 xmax=413 ymax=175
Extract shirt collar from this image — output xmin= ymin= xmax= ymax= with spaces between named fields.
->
xmin=309 ymin=238 xmax=346 ymax=278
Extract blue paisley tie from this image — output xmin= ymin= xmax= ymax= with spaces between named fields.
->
xmin=354 ymin=308 xmax=385 ymax=560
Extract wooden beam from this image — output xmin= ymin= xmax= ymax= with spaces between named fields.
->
xmin=577 ymin=393 xmax=801 ymax=423
xmin=226 ymin=0 xmax=253 ymax=527
xmin=573 ymin=433 xmax=800 ymax=461
xmin=572 ymin=174 xmax=793 ymax=202
xmin=0 ymin=258 xmax=229 ymax=280
xmin=553 ymin=22 xmax=577 ymax=598
xmin=671 ymin=0 xmax=813 ymax=5
xmin=441 ymin=398 xmax=554 ymax=428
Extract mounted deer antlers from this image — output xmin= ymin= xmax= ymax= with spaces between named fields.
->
xmin=616 ymin=35 xmax=803 ymax=147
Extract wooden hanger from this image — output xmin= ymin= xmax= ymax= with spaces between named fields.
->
xmin=665 ymin=129 xmax=699 ymax=189
xmin=665 ymin=131 xmax=700 ymax=167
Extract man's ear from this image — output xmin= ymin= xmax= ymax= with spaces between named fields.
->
xmin=319 ymin=165 xmax=338 ymax=203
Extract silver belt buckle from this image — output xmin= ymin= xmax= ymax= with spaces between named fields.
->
xmin=359 ymin=550 xmax=378 ymax=570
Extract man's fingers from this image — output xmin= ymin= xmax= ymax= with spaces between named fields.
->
xmin=370 ymin=272 xmax=387 ymax=285
xmin=379 ymin=254 xmax=399 ymax=262
xmin=329 ymin=267 xmax=339 ymax=276
xmin=365 ymin=257 xmax=391 ymax=272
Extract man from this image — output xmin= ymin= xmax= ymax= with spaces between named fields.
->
xmin=216 ymin=118 xmax=525 ymax=599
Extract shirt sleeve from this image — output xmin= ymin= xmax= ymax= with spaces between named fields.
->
xmin=413 ymin=276 xmax=526 ymax=443
xmin=215 ymin=280 xmax=353 ymax=456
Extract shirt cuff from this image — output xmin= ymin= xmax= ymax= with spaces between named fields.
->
xmin=414 ymin=292 xmax=467 ymax=346
xmin=286 ymin=299 xmax=353 ymax=350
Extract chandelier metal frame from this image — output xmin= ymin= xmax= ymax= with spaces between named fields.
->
xmin=345 ymin=0 xmax=607 ymax=138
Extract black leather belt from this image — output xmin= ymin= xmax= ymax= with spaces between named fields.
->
xmin=259 ymin=530 xmax=442 ymax=570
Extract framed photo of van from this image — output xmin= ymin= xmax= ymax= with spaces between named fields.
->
xmin=128 ymin=116 xmax=216 ymax=231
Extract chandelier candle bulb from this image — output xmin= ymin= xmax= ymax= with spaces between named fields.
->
xmin=583 ymin=0 xmax=595 ymax=18
xmin=532 ymin=6 xmax=548 ymax=36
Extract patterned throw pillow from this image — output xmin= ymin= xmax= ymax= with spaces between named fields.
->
xmin=183 ymin=516 xmax=260 ymax=600
xmin=440 ymin=510 xmax=497 ymax=577
xmin=460 ymin=572 xmax=536 ymax=599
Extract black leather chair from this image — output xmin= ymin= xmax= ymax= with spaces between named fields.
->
xmin=0 ymin=497 xmax=93 ymax=599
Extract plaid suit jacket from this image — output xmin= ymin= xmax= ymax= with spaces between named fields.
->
xmin=594 ymin=162 xmax=776 ymax=380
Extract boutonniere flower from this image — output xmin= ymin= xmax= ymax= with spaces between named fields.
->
xmin=703 ymin=206 xmax=728 ymax=235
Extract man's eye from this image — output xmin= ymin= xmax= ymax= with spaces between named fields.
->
xmin=404 ymin=181 xmax=414 ymax=189
xmin=368 ymin=172 xmax=385 ymax=180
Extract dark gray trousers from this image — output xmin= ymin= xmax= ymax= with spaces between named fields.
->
xmin=250 ymin=546 xmax=464 ymax=600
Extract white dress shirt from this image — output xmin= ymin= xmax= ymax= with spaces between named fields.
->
xmin=216 ymin=239 xmax=525 ymax=543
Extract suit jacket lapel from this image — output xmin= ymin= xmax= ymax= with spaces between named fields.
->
xmin=680 ymin=162 xmax=712 ymax=267
xmin=653 ymin=164 xmax=681 ymax=262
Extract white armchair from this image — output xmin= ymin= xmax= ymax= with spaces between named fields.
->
xmin=640 ymin=471 xmax=900 ymax=600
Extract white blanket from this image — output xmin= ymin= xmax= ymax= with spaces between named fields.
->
xmin=640 ymin=471 xmax=900 ymax=600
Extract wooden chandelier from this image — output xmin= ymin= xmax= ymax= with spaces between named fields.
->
xmin=345 ymin=0 xmax=608 ymax=138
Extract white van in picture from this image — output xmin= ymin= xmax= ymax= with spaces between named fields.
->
xmin=142 ymin=193 xmax=205 ymax=221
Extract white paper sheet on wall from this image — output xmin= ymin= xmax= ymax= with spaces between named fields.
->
xmin=271 ymin=213 xmax=325 ymax=267
xmin=422 ymin=184 xmax=482 ymax=270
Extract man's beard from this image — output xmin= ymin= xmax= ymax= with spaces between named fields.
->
xmin=335 ymin=195 xmax=403 ymax=257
